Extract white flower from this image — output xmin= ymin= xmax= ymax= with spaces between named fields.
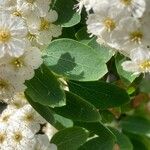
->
xmin=27 ymin=10 xmax=62 ymax=46
xmin=1 ymin=47 xmax=42 ymax=81
xmin=0 ymin=123 xmax=7 ymax=149
xmin=110 ymin=17 xmax=150 ymax=55
xmin=0 ymin=106 xmax=14 ymax=125
xmin=17 ymin=0 xmax=50 ymax=17
xmin=122 ymin=47 xmax=150 ymax=74
xmin=10 ymin=104 xmax=46 ymax=133
xmin=0 ymin=12 xmax=28 ymax=57
xmin=5 ymin=123 xmax=36 ymax=150
xmin=43 ymin=123 xmax=58 ymax=140
xmin=86 ymin=5 xmax=127 ymax=39
xmin=7 ymin=92 xmax=27 ymax=110
xmin=111 ymin=0 xmax=146 ymax=18
xmin=0 ymin=66 xmax=26 ymax=100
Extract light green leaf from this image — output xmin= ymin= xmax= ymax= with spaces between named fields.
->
xmin=25 ymin=64 xmax=66 ymax=107
xmin=115 ymin=54 xmax=138 ymax=84
xmin=44 ymin=38 xmax=108 ymax=81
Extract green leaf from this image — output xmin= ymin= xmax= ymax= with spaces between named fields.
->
xmin=25 ymin=93 xmax=55 ymax=125
xmin=88 ymin=37 xmax=115 ymax=63
xmin=75 ymin=122 xmax=115 ymax=138
xmin=75 ymin=27 xmax=91 ymax=44
xmin=51 ymin=127 xmax=88 ymax=150
xmin=68 ymin=80 xmax=130 ymax=109
xmin=53 ymin=0 xmax=81 ymax=27
xmin=120 ymin=116 xmax=150 ymax=138
xmin=44 ymin=38 xmax=108 ymax=81
xmin=110 ymin=128 xmax=133 ymax=150
xmin=115 ymin=54 xmax=138 ymax=85
xmin=79 ymin=137 xmax=114 ymax=150
xmin=25 ymin=64 xmax=66 ymax=107
xmin=77 ymin=122 xmax=115 ymax=150
xmin=53 ymin=91 xmax=101 ymax=122
xmin=140 ymin=74 xmax=150 ymax=93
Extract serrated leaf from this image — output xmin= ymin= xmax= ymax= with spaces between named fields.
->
xmin=51 ymin=127 xmax=88 ymax=150
xmin=68 ymin=80 xmax=130 ymax=109
xmin=53 ymin=91 xmax=101 ymax=122
xmin=25 ymin=64 xmax=66 ymax=107
xmin=44 ymin=38 xmax=108 ymax=81
xmin=53 ymin=0 xmax=81 ymax=27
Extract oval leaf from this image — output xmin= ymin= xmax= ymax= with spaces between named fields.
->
xmin=25 ymin=64 xmax=66 ymax=107
xmin=68 ymin=80 xmax=130 ymax=109
xmin=53 ymin=91 xmax=101 ymax=122
xmin=51 ymin=127 xmax=88 ymax=150
xmin=43 ymin=38 xmax=108 ymax=81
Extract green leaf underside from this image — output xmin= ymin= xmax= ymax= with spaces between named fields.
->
xmin=44 ymin=38 xmax=108 ymax=81
xmin=51 ymin=127 xmax=88 ymax=150
xmin=68 ymin=80 xmax=130 ymax=109
xmin=25 ymin=64 xmax=66 ymax=107
xmin=53 ymin=91 xmax=101 ymax=122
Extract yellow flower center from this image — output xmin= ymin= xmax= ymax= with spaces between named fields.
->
xmin=103 ymin=18 xmax=116 ymax=32
xmin=121 ymin=0 xmax=132 ymax=5
xmin=130 ymin=31 xmax=143 ymax=44
xmin=0 ymin=133 xmax=5 ymax=144
xmin=0 ymin=29 xmax=11 ymax=43
xmin=27 ymin=0 xmax=35 ymax=4
xmin=40 ymin=18 xmax=50 ymax=31
xmin=23 ymin=113 xmax=34 ymax=122
xmin=12 ymin=58 xmax=24 ymax=68
xmin=140 ymin=60 xmax=150 ymax=70
xmin=13 ymin=132 xmax=23 ymax=142
xmin=12 ymin=11 xmax=22 ymax=17
xmin=27 ymin=32 xmax=37 ymax=41
xmin=0 ymin=80 xmax=8 ymax=91
xmin=1 ymin=115 xmax=10 ymax=122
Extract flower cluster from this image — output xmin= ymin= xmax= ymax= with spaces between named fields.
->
xmin=77 ymin=0 xmax=150 ymax=75
xmin=0 ymin=0 xmax=62 ymax=100
xmin=0 ymin=93 xmax=57 ymax=150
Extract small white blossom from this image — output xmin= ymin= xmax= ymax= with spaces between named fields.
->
xmin=0 ymin=12 xmax=28 ymax=57
xmin=122 ymin=47 xmax=150 ymax=74
xmin=111 ymin=0 xmax=146 ymax=18
xmin=1 ymin=47 xmax=42 ymax=81
xmin=0 ymin=66 xmax=26 ymax=100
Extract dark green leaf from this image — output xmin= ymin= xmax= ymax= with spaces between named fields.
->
xmin=25 ymin=93 xmax=55 ymax=125
xmin=68 ymin=80 xmax=130 ymax=109
xmin=53 ymin=91 xmax=101 ymax=122
xmin=53 ymin=0 xmax=81 ymax=27
xmin=110 ymin=128 xmax=133 ymax=150
xmin=25 ymin=64 xmax=66 ymax=107
xmin=51 ymin=127 xmax=88 ymax=150
xmin=120 ymin=116 xmax=150 ymax=138
xmin=79 ymin=137 xmax=114 ymax=150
